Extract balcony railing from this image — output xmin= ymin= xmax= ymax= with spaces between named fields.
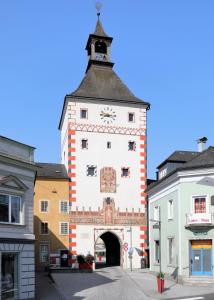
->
xmin=186 ymin=213 xmax=214 ymax=227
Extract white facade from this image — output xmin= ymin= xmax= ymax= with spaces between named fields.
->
xmin=60 ymin=97 xmax=148 ymax=269
xmin=0 ymin=136 xmax=36 ymax=299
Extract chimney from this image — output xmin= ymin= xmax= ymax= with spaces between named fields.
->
xmin=197 ymin=137 xmax=208 ymax=152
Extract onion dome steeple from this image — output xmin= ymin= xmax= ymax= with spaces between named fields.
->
xmin=85 ymin=8 xmax=113 ymax=72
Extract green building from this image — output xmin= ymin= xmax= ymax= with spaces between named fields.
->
xmin=148 ymin=143 xmax=214 ymax=282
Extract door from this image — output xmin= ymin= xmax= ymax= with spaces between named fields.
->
xmin=191 ymin=240 xmax=212 ymax=276
xmin=60 ymin=250 xmax=69 ymax=267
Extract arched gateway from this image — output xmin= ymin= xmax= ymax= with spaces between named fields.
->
xmin=95 ymin=231 xmax=121 ymax=268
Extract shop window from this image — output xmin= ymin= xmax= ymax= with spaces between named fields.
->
xmin=40 ymin=222 xmax=49 ymax=235
xmin=40 ymin=244 xmax=49 ymax=263
xmin=0 ymin=194 xmax=22 ymax=224
xmin=128 ymin=141 xmax=136 ymax=151
xmin=1 ymin=253 xmax=18 ymax=299
xmin=155 ymin=240 xmax=160 ymax=264
xmin=193 ymin=196 xmax=206 ymax=213
xmin=40 ymin=200 xmax=48 ymax=213
xmin=60 ymin=222 xmax=69 ymax=235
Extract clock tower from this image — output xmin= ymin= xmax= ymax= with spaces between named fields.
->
xmin=59 ymin=15 xmax=150 ymax=269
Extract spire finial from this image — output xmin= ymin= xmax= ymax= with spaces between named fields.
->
xmin=95 ymin=2 xmax=102 ymax=19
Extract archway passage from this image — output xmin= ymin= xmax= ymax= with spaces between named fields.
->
xmin=95 ymin=231 xmax=120 ymax=268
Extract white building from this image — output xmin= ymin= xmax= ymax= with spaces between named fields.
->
xmin=59 ymin=17 xmax=150 ymax=269
xmin=0 ymin=136 xmax=36 ymax=299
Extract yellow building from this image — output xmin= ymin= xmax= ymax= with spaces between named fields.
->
xmin=34 ymin=163 xmax=70 ymax=269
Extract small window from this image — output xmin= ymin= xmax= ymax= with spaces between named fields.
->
xmin=155 ymin=240 xmax=160 ymax=264
xmin=107 ymin=142 xmax=111 ymax=149
xmin=80 ymin=109 xmax=88 ymax=119
xmin=154 ymin=206 xmax=160 ymax=221
xmin=168 ymin=200 xmax=173 ymax=220
xmin=193 ymin=197 xmax=206 ymax=213
xmin=168 ymin=238 xmax=174 ymax=265
xmin=40 ymin=244 xmax=49 ymax=263
xmin=60 ymin=222 xmax=68 ymax=235
xmin=128 ymin=141 xmax=136 ymax=151
xmin=121 ymin=167 xmax=130 ymax=177
xmin=40 ymin=222 xmax=48 ymax=235
xmin=87 ymin=165 xmax=97 ymax=177
xmin=40 ymin=200 xmax=48 ymax=212
xmin=128 ymin=113 xmax=135 ymax=123
xmin=81 ymin=139 xmax=88 ymax=149
xmin=60 ymin=201 xmax=68 ymax=213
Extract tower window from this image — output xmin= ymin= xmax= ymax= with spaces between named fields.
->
xmin=107 ymin=142 xmax=111 ymax=149
xmin=121 ymin=167 xmax=130 ymax=178
xmin=80 ymin=109 xmax=88 ymax=119
xmin=95 ymin=41 xmax=107 ymax=54
xmin=128 ymin=141 xmax=136 ymax=151
xmin=128 ymin=113 xmax=135 ymax=123
xmin=87 ymin=165 xmax=97 ymax=177
xmin=81 ymin=139 xmax=88 ymax=149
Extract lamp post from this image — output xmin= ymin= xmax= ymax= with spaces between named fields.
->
xmin=149 ymin=206 xmax=162 ymax=291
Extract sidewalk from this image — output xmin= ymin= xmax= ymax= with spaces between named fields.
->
xmin=125 ymin=269 xmax=214 ymax=299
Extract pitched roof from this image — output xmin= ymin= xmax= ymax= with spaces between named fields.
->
xmin=157 ymin=150 xmax=199 ymax=169
xmin=69 ymin=64 xmax=149 ymax=105
xmin=94 ymin=19 xmax=108 ymax=37
xmin=182 ymin=147 xmax=214 ymax=169
xmin=36 ymin=163 xmax=69 ymax=179
xmin=148 ymin=147 xmax=214 ymax=192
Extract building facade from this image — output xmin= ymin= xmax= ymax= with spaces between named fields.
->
xmin=148 ymin=146 xmax=214 ymax=282
xmin=34 ymin=163 xmax=69 ymax=269
xmin=0 ymin=136 xmax=36 ymax=300
xmin=59 ymin=18 xmax=150 ymax=268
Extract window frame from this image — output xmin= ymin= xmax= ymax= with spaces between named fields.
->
xmin=59 ymin=222 xmax=69 ymax=235
xmin=80 ymin=108 xmax=88 ymax=119
xmin=40 ymin=221 xmax=49 ymax=235
xmin=128 ymin=112 xmax=135 ymax=123
xmin=191 ymin=195 xmax=208 ymax=214
xmin=59 ymin=200 xmax=69 ymax=214
xmin=40 ymin=243 xmax=50 ymax=264
xmin=87 ymin=165 xmax=97 ymax=177
xmin=0 ymin=193 xmax=23 ymax=225
xmin=168 ymin=199 xmax=174 ymax=220
xmin=81 ymin=139 xmax=88 ymax=150
xmin=128 ymin=141 xmax=136 ymax=151
xmin=168 ymin=237 xmax=174 ymax=265
xmin=154 ymin=205 xmax=160 ymax=221
xmin=40 ymin=200 xmax=49 ymax=213
xmin=154 ymin=240 xmax=160 ymax=264
xmin=121 ymin=167 xmax=130 ymax=178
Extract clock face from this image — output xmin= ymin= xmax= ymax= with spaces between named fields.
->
xmin=100 ymin=107 xmax=116 ymax=124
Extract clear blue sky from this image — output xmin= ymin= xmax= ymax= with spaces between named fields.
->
xmin=0 ymin=1 xmax=214 ymax=178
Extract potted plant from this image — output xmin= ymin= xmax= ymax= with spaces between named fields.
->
xmin=157 ymin=272 xmax=165 ymax=293
xmin=77 ymin=254 xmax=94 ymax=270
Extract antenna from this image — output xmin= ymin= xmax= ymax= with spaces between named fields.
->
xmin=95 ymin=2 xmax=102 ymax=19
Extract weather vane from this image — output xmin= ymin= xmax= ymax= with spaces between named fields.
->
xmin=95 ymin=2 xmax=102 ymax=19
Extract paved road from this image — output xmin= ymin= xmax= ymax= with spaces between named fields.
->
xmin=37 ymin=268 xmax=214 ymax=300
xmin=52 ymin=267 xmax=149 ymax=300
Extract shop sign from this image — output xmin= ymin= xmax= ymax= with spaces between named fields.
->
xmin=187 ymin=213 xmax=211 ymax=225
xmin=193 ymin=231 xmax=208 ymax=236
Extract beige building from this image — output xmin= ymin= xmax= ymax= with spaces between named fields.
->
xmin=34 ymin=163 xmax=70 ymax=269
